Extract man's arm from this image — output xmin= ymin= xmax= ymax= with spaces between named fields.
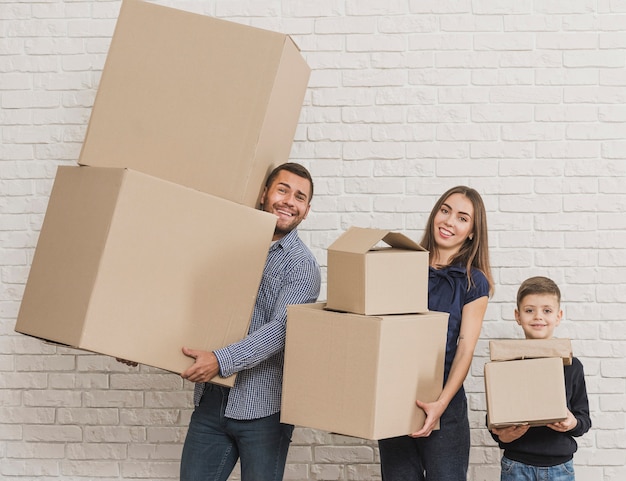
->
xmin=180 ymin=258 xmax=320 ymax=382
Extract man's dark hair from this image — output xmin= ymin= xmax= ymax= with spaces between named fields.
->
xmin=265 ymin=162 xmax=314 ymax=202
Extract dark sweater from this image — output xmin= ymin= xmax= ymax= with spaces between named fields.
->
xmin=490 ymin=357 xmax=592 ymax=467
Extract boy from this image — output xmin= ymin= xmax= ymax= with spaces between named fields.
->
xmin=489 ymin=276 xmax=591 ymax=481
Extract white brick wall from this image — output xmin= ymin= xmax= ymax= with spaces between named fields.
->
xmin=2 ymin=0 xmax=625 ymax=479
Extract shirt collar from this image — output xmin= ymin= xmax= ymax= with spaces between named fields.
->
xmin=270 ymin=228 xmax=299 ymax=252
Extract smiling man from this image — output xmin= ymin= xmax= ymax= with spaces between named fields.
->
xmin=179 ymin=163 xmax=321 ymax=481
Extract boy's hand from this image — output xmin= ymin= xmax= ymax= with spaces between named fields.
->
xmin=491 ymin=424 xmax=530 ymax=443
xmin=547 ymin=408 xmax=578 ymax=433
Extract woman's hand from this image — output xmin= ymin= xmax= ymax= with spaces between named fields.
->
xmin=410 ymin=399 xmax=447 ymax=438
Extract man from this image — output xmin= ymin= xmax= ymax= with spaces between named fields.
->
xmin=179 ymin=162 xmax=321 ymax=481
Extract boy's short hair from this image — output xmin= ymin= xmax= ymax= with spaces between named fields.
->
xmin=516 ymin=276 xmax=561 ymax=309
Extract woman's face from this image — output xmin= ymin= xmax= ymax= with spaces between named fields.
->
xmin=432 ymin=193 xmax=475 ymax=255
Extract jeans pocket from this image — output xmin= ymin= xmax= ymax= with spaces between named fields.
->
xmin=560 ymin=459 xmax=575 ymax=476
xmin=501 ymin=456 xmax=514 ymax=474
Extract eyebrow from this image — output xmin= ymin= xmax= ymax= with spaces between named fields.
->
xmin=277 ymin=182 xmax=309 ymax=201
xmin=442 ymin=202 xmax=472 ymax=219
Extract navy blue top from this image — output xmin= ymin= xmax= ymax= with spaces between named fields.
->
xmin=428 ymin=265 xmax=490 ymax=383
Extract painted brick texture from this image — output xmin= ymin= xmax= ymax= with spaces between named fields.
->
xmin=1 ymin=0 xmax=625 ymax=480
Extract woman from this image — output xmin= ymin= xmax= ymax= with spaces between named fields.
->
xmin=378 ymin=185 xmax=494 ymax=480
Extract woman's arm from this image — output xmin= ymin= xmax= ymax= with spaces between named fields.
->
xmin=411 ymin=295 xmax=488 ymax=437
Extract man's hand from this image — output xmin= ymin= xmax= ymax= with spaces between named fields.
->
xmin=180 ymin=347 xmax=220 ymax=383
xmin=491 ymin=424 xmax=530 ymax=443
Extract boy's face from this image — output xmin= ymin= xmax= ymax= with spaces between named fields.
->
xmin=515 ymin=293 xmax=563 ymax=340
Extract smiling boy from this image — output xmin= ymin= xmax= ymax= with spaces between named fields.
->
xmin=489 ymin=276 xmax=591 ymax=481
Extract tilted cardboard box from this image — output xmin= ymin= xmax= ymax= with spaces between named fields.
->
xmin=326 ymin=227 xmax=429 ymax=315
xmin=484 ymin=357 xmax=568 ymax=430
xmin=15 ymin=166 xmax=276 ymax=386
xmin=281 ymin=303 xmax=448 ymax=440
xmin=489 ymin=338 xmax=572 ymax=366
xmin=79 ymin=0 xmax=310 ymax=207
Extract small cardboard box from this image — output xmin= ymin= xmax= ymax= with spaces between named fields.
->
xmin=15 ymin=166 xmax=276 ymax=386
xmin=281 ymin=303 xmax=448 ymax=440
xmin=489 ymin=339 xmax=572 ymax=366
xmin=484 ymin=357 xmax=568 ymax=430
xmin=326 ymin=227 xmax=429 ymax=315
xmin=79 ymin=0 xmax=310 ymax=207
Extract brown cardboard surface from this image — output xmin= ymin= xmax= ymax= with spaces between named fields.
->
xmin=484 ymin=357 xmax=568 ymax=429
xmin=281 ymin=303 xmax=449 ymax=440
xmin=489 ymin=339 xmax=572 ymax=365
xmin=78 ymin=0 xmax=310 ymax=207
xmin=15 ymin=166 xmax=276 ymax=386
xmin=326 ymin=227 xmax=429 ymax=315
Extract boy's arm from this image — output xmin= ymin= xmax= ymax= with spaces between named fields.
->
xmin=562 ymin=358 xmax=592 ymax=437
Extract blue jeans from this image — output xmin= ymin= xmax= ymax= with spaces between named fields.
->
xmin=378 ymin=392 xmax=470 ymax=481
xmin=501 ymin=456 xmax=575 ymax=481
xmin=180 ymin=384 xmax=294 ymax=481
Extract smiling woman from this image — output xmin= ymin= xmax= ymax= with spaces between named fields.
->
xmin=378 ymin=185 xmax=493 ymax=481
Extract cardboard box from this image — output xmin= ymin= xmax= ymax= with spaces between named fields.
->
xmin=325 ymin=227 xmax=429 ymax=315
xmin=78 ymin=0 xmax=311 ymax=207
xmin=281 ymin=303 xmax=448 ymax=440
xmin=15 ymin=166 xmax=276 ymax=386
xmin=489 ymin=339 xmax=572 ymax=366
xmin=484 ymin=357 xmax=568 ymax=429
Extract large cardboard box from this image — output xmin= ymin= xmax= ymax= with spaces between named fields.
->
xmin=281 ymin=303 xmax=449 ymax=440
xmin=326 ymin=227 xmax=429 ymax=315
xmin=78 ymin=0 xmax=311 ymax=207
xmin=484 ymin=357 xmax=568 ymax=430
xmin=489 ymin=339 xmax=572 ymax=366
xmin=15 ymin=166 xmax=276 ymax=386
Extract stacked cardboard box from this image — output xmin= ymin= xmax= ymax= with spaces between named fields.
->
xmin=15 ymin=0 xmax=310 ymax=386
xmin=484 ymin=339 xmax=571 ymax=429
xmin=281 ymin=227 xmax=449 ymax=440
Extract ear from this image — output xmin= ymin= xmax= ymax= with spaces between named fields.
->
xmin=259 ymin=186 xmax=268 ymax=208
xmin=555 ymin=309 xmax=563 ymax=327
xmin=468 ymin=233 xmax=474 ymax=241
xmin=302 ymin=203 xmax=311 ymax=220
xmin=514 ymin=309 xmax=521 ymax=325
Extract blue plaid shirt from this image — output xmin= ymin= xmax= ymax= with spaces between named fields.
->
xmin=193 ymin=228 xmax=320 ymax=420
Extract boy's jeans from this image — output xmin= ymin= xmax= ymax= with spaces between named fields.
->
xmin=501 ymin=456 xmax=575 ymax=481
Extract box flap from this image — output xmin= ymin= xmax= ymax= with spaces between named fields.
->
xmin=382 ymin=232 xmax=426 ymax=252
xmin=489 ymin=339 xmax=572 ymax=365
xmin=328 ymin=227 xmax=423 ymax=254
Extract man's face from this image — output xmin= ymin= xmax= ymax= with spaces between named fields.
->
xmin=261 ymin=170 xmax=311 ymax=240
xmin=515 ymin=293 xmax=563 ymax=340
